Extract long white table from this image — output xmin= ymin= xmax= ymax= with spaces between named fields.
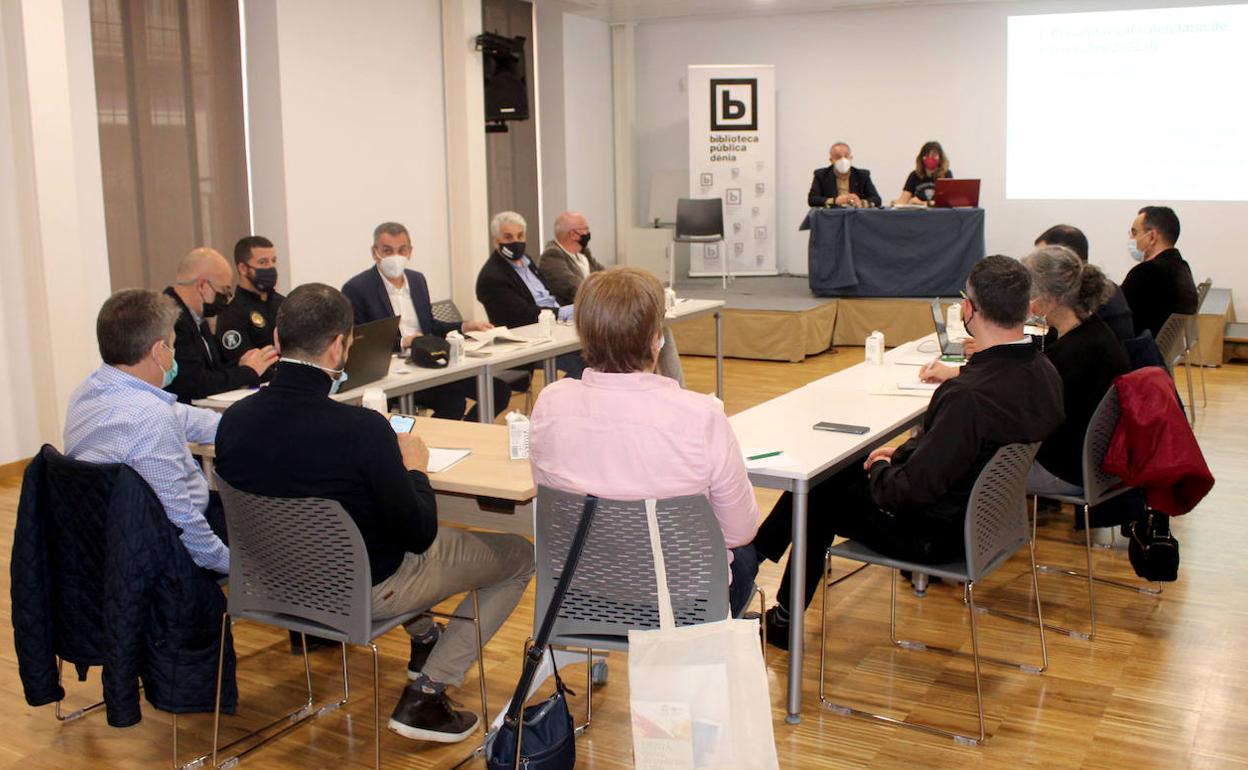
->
xmin=194 ymin=298 xmax=728 ymax=417
xmin=728 ymin=336 xmax=939 ymax=723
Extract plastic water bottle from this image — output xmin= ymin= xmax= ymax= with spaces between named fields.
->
xmin=506 ymin=411 xmax=530 ymax=460
xmin=538 ymin=309 xmax=555 ymax=338
xmin=445 ymin=330 xmax=464 ymax=365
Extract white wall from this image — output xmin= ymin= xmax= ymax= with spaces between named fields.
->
xmin=632 ymin=0 xmax=1246 ymax=316
xmin=0 ymin=0 xmax=111 ymax=466
xmin=561 ymin=12 xmax=616 ymax=263
xmin=245 ymin=0 xmax=455 ymax=301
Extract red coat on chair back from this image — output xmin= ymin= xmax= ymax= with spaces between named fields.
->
xmin=1102 ymin=367 xmax=1214 ymax=516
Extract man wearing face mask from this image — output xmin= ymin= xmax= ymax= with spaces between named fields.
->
xmin=163 ymin=247 xmax=278 ymax=403
xmin=475 ymin=210 xmax=586 ymax=378
xmin=65 ymin=289 xmax=230 ymax=574
xmin=215 ymin=284 xmax=533 ymax=744
xmin=537 ymin=210 xmax=685 ymax=385
xmin=215 ymin=235 xmax=284 ymax=371
xmin=807 ymin=142 xmax=882 ymax=209
xmin=341 ymin=222 xmax=511 ymax=420
xmin=752 ymin=256 xmax=1064 ymax=647
xmin=1120 ymin=206 xmax=1199 ymax=338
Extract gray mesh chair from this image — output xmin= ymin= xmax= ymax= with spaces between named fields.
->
xmin=432 ymin=298 xmax=533 ymax=413
xmin=1189 ymin=278 xmax=1213 ymax=409
xmin=1155 ymin=312 xmax=1198 ymax=424
xmin=1023 ymin=387 xmax=1162 ymax=642
xmin=212 ymin=478 xmax=488 ymax=769
xmin=529 ymin=486 xmax=763 ymax=731
xmin=818 ymin=443 xmax=1046 ymax=746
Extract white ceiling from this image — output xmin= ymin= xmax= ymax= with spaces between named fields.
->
xmin=558 ymin=0 xmax=1013 ymax=24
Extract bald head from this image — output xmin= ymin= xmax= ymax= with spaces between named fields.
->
xmin=554 ymin=211 xmax=589 ymax=254
xmin=176 ymin=247 xmax=232 ymax=284
xmin=172 ymin=247 xmax=234 ymax=317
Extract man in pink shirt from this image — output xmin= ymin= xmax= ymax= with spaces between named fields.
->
xmin=529 ymin=268 xmax=760 ymax=615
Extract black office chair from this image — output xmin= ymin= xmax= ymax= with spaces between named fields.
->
xmin=674 ymin=198 xmax=727 ymax=288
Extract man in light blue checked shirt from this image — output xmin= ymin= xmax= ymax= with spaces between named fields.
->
xmin=64 ymin=289 xmax=229 ymax=574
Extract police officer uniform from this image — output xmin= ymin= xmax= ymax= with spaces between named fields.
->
xmin=215 ymin=287 xmax=284 ymax=367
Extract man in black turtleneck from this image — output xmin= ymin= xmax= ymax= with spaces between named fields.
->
xmin=1120 ymin=205 xmax=1199 ymax=338
xmin=214 ymin=283 xmax=533 ymax=746
xmin=752 ymin=255 xmax=1065 ymax=648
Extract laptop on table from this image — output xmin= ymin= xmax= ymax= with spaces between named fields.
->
xmin=932 ymin=178 xmax=980 ymax=208
xmin=930 ymin=299 xmax=965 ymax=358
xmin=340 ymin=316 xmax=401 ymax=393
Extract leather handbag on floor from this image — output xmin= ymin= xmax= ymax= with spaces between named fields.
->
xmin=1127 ymin=510 xmax=1180 ymax=582
xmin=486 ymin=496 xmax=598 ymax=770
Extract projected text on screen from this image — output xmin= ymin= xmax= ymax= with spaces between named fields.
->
xmin=1007 ymin=4 xmax=1248 ymax=201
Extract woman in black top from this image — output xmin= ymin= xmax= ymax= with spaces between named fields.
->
xmin=894 ymin=140 xmax=952 ymax=206
xmin=1022 ymin=245 xmax=1130 ymax=489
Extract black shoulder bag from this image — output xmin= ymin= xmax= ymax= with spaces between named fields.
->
xmin=486 ymin=495 xmax=598 ymax=770
xmin=1127 ymin=509 xmax=1180 ymax=582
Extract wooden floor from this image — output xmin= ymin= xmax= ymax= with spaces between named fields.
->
xmin=1 ymin=352 xmax=1245 ymax=769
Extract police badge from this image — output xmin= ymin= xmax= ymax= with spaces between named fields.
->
xmin=250 ymin=311 xmax=266 ymax=328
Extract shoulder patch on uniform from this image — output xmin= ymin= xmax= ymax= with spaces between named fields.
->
xmin=222 ymin=330 xmax=242 ymax=350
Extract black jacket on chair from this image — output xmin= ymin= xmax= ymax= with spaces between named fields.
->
xmin=341 ymin=266 xmax=462 ymax=352
xmin=10 ymin=446 xmax=238 ymax=727
xmin=163 ymin=287 xmax=259 ymax=403
xmin=475 ymin=250 xmax=558 ymax=329
xmin=807 ymin=166 xmax=882 ymax=208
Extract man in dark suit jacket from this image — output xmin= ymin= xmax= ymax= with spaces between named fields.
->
xmin=475 ymin=211 xmax=586 ymax=378
xmin=1121 ymin=206 xmax=1199 ymax=338
xmin=341 ymin=222 xmax=510 ymax=420
xmin=163 ymin=247 xmax=277 ymax=403
xmin=807 ymin=142 xmax=882 ymax=208
xmin=214 ymin=283 xmax=533 ymax=744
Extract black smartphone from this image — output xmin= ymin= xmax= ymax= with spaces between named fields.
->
xmin=813 ymin=421 xmax=870 ymax=435
xmin=389 ymin=414 xmax=416 ymax=434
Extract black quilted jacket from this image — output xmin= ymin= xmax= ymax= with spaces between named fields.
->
xmin=10 ymin=446 xmax=238 ymax=727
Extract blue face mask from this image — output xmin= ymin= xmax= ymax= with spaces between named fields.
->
xmin=328 ymin=369 xmax=349 ymax=396
xmin=159 ymin=343 xmax=178 ymax=388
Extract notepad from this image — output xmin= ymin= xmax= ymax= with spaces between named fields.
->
xmin=897 ymin=380 xmax=939 ymax=392
xmin=463 ymin=326 xmax=542 ymax=353
xmin=427 ymin=447 xmax=471 ymax=473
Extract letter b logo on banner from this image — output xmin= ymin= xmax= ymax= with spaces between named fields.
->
xmin=710 ymin=79 xmax=758 ymax=131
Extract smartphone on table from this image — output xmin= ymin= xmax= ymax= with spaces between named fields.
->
xmin=813 ymin=422 xmax=870 ymax=435
xmin=389 ymin=414 xmax=416 ymax=434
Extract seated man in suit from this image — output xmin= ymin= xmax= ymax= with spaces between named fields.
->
xmin=1121 ymin=205 xmax=1199 ymax=338
xmin=752 ymin=255 xmax=1065 ymax=647
xmin=537 ymin=210 xmax=684 ymax=385
xmin=214 ymin=283 xmax=534 ymax=744
xmin=216 ymin=235 xmax=284 ymax=372
xmin=807 ymin=141 xmax=882 ymax=209
xmin=64 ymin=288 xmax=229 ymax=575
xmin=1035 ymin=224 xmax=1135 ymax=342
xmin=342 ymin=221 xmax=510 ymax=420
xmin=164 ymin=247 xmax=278 ymax=403
xmin=475 ymin=210 xmax=586 ymax=379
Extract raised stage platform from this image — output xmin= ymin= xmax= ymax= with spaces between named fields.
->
xmin=668 ymin=275 xmax=1237 ymax=365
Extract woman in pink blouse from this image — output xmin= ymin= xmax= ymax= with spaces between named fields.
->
xmin=529 ymin=267 xmax=760 ymax=616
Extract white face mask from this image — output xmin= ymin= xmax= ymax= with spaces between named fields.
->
xmin=378 ymin=254 xmax=408 ymax=279
xmin=1127 ymin=239 xmax=1145 ymax=262
xmin=833 ymin=157 xmax=852 ymax=175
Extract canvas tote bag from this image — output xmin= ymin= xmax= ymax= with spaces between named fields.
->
xmin=627 ymin=499 xmax=779 ymax=770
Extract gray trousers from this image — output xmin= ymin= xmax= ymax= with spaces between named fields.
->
xmin=371 ymin=528 xmax=534 ymax=687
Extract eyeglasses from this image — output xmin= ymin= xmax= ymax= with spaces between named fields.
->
xmin=206 ymin=280 xmax=234 ymax=301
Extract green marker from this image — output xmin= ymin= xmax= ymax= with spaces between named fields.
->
xmin=748 ymin=450 xmax=782 ymax=461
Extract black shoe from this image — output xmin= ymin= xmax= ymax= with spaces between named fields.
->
xmin=407 ymin=624 xmax=443 ymax=681
xmin=764 ymin=607 xmax=790 ymax=651
xmin=388 ymin=684 xmax=479 ymax=743
xmin=289 ymin=631 xmax=337 ymax=654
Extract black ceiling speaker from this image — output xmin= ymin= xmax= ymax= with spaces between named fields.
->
xmin=476 ymin=32 xmax=529 ymax=132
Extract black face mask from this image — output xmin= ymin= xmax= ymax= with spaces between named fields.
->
xmin=249 ymin=266 xmax=278 ymax=293
xmin=202 ymin=288 xmax=232 ymax=317
xmin=577 ymin=232 xmax=591 ymax=249
xmin=499 ymin=241 xmax=527 ymax=261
